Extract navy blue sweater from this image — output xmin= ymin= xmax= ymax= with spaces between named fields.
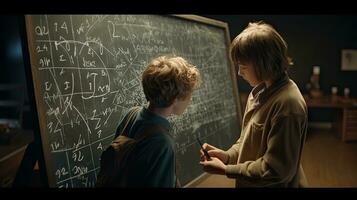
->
xmin=114 ymin=106 xmax=176 ymax=187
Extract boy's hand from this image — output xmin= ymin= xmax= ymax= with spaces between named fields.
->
xmin=200 ymin=143 xmax=229 ymax=164
xmin=199 ymin=157 xmax=227 ymax=175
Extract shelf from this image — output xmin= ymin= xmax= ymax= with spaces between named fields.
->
xmin=0 ymin=84 xmax=23 ymax=91
xmin=0 ymin=100 xmax=22 ymax=107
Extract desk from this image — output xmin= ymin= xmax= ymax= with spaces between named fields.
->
xmin=304 ymin=95 xmax=357 ymax=142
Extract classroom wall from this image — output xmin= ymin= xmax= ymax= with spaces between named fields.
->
xmin=0 ymin=15 xmax=32 ymax=129
xmin=0 ymin=16 xmax=26 ymax=85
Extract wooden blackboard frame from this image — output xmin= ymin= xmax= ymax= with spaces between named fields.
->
xmin=24 ymin=14 xmax=243 ymax=187
xmin=15 ymin=15 xmax=49 ymax=187
xmin=176 ymin=15 xmax=243 ymax=121
xmin=24 ymin=16 xmax=57 ymax=186
xmin=175 ymin=15 xmax=243 ymax=187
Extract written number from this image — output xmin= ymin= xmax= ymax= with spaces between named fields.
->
xmin=55 ymin=167 xmax=69 ymax=179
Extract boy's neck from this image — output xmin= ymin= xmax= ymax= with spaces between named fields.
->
xmin=147 ymin=103 xmax=172 ymax=118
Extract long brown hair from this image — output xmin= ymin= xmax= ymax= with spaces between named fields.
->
xmin=230 ymin=21 xmax=292 ymax=81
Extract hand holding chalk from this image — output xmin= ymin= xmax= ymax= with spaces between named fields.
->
xmin=197 ymin=136 xmax=211 ymax=160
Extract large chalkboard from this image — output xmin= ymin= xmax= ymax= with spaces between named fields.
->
xmin=24 ymin=15 xmax=242 ymax=187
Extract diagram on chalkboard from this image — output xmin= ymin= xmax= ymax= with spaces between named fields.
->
xmin=25 ymin=15 xmax=242 ymax=187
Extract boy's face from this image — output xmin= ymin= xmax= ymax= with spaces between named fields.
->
xmin=172 ymin=93 xmax=193 ymax=115
xmin=237 ymin=62 xmax=261 ymax=87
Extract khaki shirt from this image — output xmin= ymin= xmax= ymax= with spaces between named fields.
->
xmin=226 ymin=75 xmax=308 ymax=187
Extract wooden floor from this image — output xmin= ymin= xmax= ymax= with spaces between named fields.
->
xmin=194 ymin=128 xmax=357 ymax=187
xmin=301 ymin=128 xmax=357 ymax=187
xmin=0 ymin=130 xmax=33 ymax=187
xmin=190 ymin=173 xmax=235 ymax=188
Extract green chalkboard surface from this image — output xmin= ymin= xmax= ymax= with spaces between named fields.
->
xmin=24 ymin=15 xmax=242 ymax=187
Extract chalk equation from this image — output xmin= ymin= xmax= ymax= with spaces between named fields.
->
xmin=26 ymin=15 xmax=241 ymax=187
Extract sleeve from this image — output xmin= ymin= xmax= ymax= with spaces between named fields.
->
xmin=225 ymin=114 xmax=306 ymax=187
xmin=226 ymin=137 xmax=242 ymax=164
xmin=226 ymin=92 xmax=251 ymax=164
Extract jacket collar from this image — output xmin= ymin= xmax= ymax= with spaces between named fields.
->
xmin=250 ymin=73 xmax=290 ymax=108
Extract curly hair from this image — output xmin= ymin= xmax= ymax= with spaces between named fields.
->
xmin=142 ymin=55 xmax=201 ymax=107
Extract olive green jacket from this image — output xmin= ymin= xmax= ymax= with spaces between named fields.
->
xmin=226 ymin=75 xmax=308 ymax=187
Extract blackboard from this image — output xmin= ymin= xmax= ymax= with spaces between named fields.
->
xmin=24 ymin=15 xmax=242 ymax=187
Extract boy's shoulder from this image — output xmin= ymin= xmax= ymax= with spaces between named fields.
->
xmin=140 ymin=128 xmax=174 ymax=147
